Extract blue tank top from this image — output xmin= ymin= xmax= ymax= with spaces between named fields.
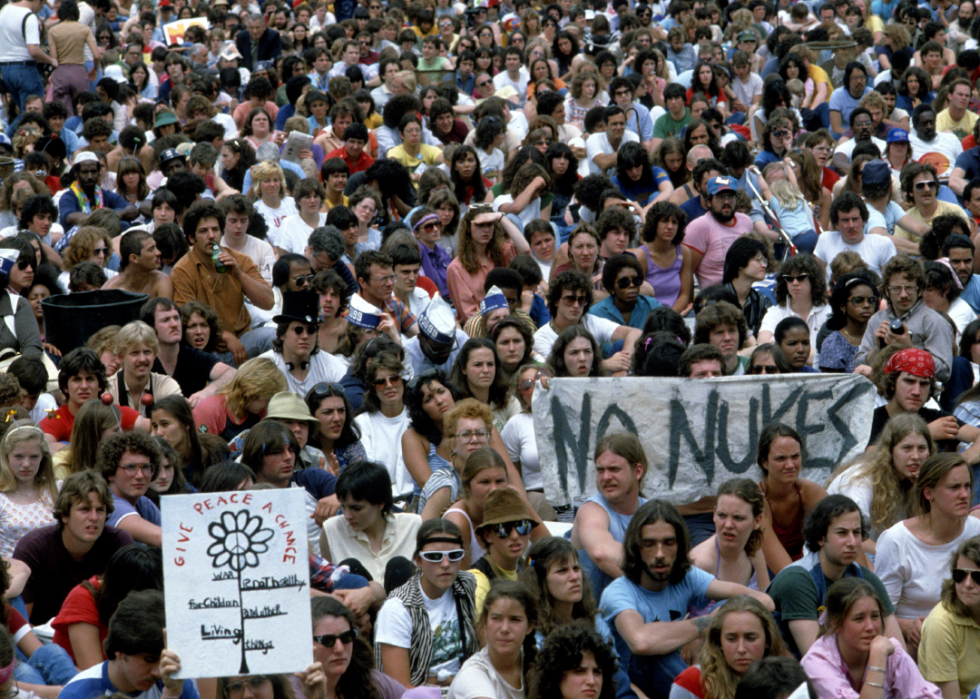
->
xmin=427 ymin=441 xmax=452 ymax=473
xmin=578 ymin=492 xmax=647 ymax=601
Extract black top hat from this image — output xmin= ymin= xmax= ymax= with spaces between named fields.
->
xmin=274 ymin=291 xmax=320 ymax=325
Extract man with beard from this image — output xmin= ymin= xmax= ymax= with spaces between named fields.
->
xmin=832 ymin=108 xmax=886 ymax=166
xmin=599 ymin=499 xmax=774 ymax=699
xmin=683 ymin=176 xmax=753 ymax=288
xmin=908 ymin=104 xmax=963 ymax=179
xmin=767 ymin=495 xmax=903 ymax=658
xmin=855 ymin=255 xmax=954 ymax=382
xmin=59 ymin=152 xmax=140 ymax=228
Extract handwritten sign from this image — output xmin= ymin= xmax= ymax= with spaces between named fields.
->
xmin=533 ymin=374 xmax=875 ymax=508
xmin=163 ymin=18 xmax=210 ymax=46
xmin=162 ymin=489 xmax=312 ymax=678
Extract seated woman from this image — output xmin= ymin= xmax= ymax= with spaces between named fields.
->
xmin=51 ymin=543 xmax=162 ymax=669
xmin=444 ymin=447 xmax=510 ymax=570
xmin=293 ymin=596 xmax=406 ymax=699
xmin=192 ymin=358 xmax=287 ymax=445
xmin=53 ymin=399 xmax=120 ymax=478
xmin=690 ymin=479 xmax=770 ymax=615
xmin=819 ymin=271 xmax=879 ymax=374
xmin=304 ymin=383 xmax=366 ymax=475
xmin=801 ymin=578 xmax=941 ymax=699
xmin=447 ymin=581 xmax=536 ymax=699
xmin=401 ymin=370 xmax=462 ymax=495
xmin=875 ymin=453 xmax=980 ymax=655
xmin=775 ymin=317 xmax=821 ymax=373
xmin=467 ymin=486 xmax=534 ymax=612
xmin=219 ymin=672 xmax=324 ymax=699
xmin=448 ymin=338 xmax=521 ymax=434
xmin=0 ymin=247 xmax=42 ymax=360
xmin=828 ymin=414 xmax=934 ymax=542
xmin=353 ymin=353 xmax=413 ymax=501
xmin=151 ymin=395 xmax=222 ymax=487
xmin=529 ymin=623 xmax=619 ymax=699
xmin=547 ymin=326 xmax=604 ymax=378
xmin=0 ymin=424 xmax=58 ymax=558
xmin=670 ymin=596 xmax=788 ymax=699
xmin=321 ymin=460 xmax=421 ymax=588
xmin=375 ymin=519 xmax=480 ymax=688
xmin=919 ymin=536 xmax=980 ymax=699
xmin=757 ymin=422 xmax=828 ymax=574
xmin=757 ymin=254 xmax=830 ymax=366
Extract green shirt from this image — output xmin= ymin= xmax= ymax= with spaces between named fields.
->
xmin=653 ymin=109 xmax=691 ymax=140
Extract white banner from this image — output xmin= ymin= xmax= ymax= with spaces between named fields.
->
xmin=162 ymin=489 xmax=313 ymax=679
xmin=532 ymin=374 xmax=876 ymax=508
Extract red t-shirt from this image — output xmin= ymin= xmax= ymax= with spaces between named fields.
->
xmin=5 ymin=603 xmax=28 ymax=645
xmin=51 ymin=577 xmax=104 ymax=664
xmin=39 ymin=404 xmax=139 ymax=443
xmin=822 ymin=166 xmax=840 ymax=191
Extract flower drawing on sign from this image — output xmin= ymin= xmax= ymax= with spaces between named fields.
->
xmin=208 ymin=510 xmax=274 ymax=572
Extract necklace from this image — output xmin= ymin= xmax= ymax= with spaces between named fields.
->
xmin=840 ymin=326 xmax=862 ymax=345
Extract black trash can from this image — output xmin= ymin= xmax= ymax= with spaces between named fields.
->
xmin=41 ymin=290 xmax=150 ymax=355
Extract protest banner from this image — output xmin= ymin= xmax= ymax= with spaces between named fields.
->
xmin=163 ymin=18 xmax=210 ymax=46
xmin=162 ymin=489 xmax=312 ymax=678
xmin=533 ymin=374 xmax=876 ymax=508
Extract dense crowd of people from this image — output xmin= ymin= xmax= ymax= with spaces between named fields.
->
xmin=0 ymin=0 xmax=975 ymax=697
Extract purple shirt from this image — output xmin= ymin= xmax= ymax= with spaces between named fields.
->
xmin=801 ymin=634 xmax=942 ymax=699
xmin=419 ymin=242 xmax=452 ymax=300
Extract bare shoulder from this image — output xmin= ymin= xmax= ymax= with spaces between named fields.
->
xmin=799 ymin=478 xmax=829 ymax=507
xmin=690 ymin=535 xmax=718 ymax=572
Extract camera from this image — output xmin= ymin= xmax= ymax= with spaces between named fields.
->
xmin=889 ymin=318 xmax=905 ymax=335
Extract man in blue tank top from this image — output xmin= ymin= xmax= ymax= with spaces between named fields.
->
xmin=571 ymin=432 xmax=649 ymax=601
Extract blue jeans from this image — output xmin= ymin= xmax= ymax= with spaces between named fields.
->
xmin=331 ymin=573 xmax=370 ymax=591
xmin=629 ymin=650 xmax=688 ymax=699
xmin=15 ymin=643 xmax=77 ymax=686
xmin=2 ymin=62 xmax=44 ymax=114
xmin=791 ymin=229 xmax=819 ymax=254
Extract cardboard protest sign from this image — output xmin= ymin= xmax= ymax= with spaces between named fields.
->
xmin=162 ymin=489 xmax=312 ymax=678
xmin=163 ymin=18 xmax=210 ymax=46
xmin=533 ymin=374 xmax=875 ymax=508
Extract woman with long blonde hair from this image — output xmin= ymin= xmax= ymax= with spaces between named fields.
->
xmin=0 ymin=423 xmax=58 ymax=557
xmin=828 ymin=414 xmax=934 ymax=540
xmin=191 ymin=357 xmax=288 ymax=443
xmin=250 ymin=160 xmax=296 ymax=247
xmin=671 ymin=596 xmax=787 ymax=699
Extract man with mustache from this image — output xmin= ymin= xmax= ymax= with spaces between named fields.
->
xmin=599 ymin=499 xmax=773 ymax=699
xmin=682 ymin=176 xmax=753 ymax=289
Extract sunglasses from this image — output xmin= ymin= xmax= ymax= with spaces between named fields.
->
xmin=519 ymin=371 xmax=549 ymax=391
xmin=313 ymin=629 xmax=358 ymax=646
xmin=953 ymin=568 xmax=980 ymax=584
xmin=616 ymin=275 xmax=643 ymax=289
xmin=749 ymin=364 xmax=779 ymax=374
xmin=419 ymin=549 xmax=466 ymax=563
xmin=310 ymin=382 xmax=345 ymax=398
xmin=848 ymin=295 xmax=878 ymax=306
xmin=781 ymin=273 xmax=808 ymax=283
xmin=294 ymin=274 xmax=315 ymax=287
xmin=477 ymin=79 xmax=492 ymax=87
xmin=290 ymin=324 xmax=318 ymax=336
xmin=373 ymin=375 xmax=403 ymax=388
xmin=490 ymin=520 xmax=533 ymax=538
xmin=93 ymin=247 xmax=109 ymax=255
xmin=560 ymin=294 xmax=589 ymax=306
xmin=914 ymin=180 xmax=939 ymax=190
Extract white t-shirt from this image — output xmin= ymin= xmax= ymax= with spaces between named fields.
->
xmin=0 ymin=5 xmax=39 ymax=62
xmin=447 ymin=646 xmax=524 ymax=699
xmin=477 ymin=148 xmax=505 ymax=183
xmin=533 ymin=315 xmax=620 ymax=358
xmin=277 ymin=213 xmax=327 ymax=255
xmin=814 ymin=231 xmax=897 ymax=282
xmin=585 ymin=130 xmax=640 ymax=175
xmin=500 ymin=412 xmax=541 ymax=490
xmin=947 ymin=296 xmax=976 ymax=336
xmin=834 ymin=136 xmax=887 ymax=161
xmin=214 ymin=113 xmax=239 ymax=139
xmin=875 ymin=516 xmax=980 ymax=619
xmin=493 ymin=68 xmax=530 ymax=104
xmin=254 ymin=197 xmax=298 ymax=249
xmin=258 ymin=350 xmax=347 ymax=398
xmin=222 ymin=234 xmax=276 ymax=284
xmin=758 ymin=302 xmax=832 ymax=365
xmin=908 ymin=131 xmax=964 ymax=177
xmin=731 ymin=72 xmax=763 ymax=110
xmin=866 ymin=201 xmax=907 ymax=238
xmin=375 ymin=586 xmax=463 ymax=679
xmin=354 ymin=408 xmax=413 ymax=497
xmin=492 ymin=193 xmax=541 ymax=229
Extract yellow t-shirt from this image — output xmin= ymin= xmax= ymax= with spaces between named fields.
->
xmin=896 ymin=200 xmax=970 ymax=241
xmin=809 ymin=64 xmax=834 ymax=95
xmin=387 ymin=143 xmax=443 ymax=183
xmin=936 ymin=108 xmax=978 ymax=141
xmin=918 ymin=602 xmax=980 ymax=699
xmin=470 ymin=562 xmax=520 ymax=615
xmin=865 ymin=15 xmax=884 ymax=34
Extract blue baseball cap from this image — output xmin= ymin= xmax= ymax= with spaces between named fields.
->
xmin=706 ymin=176 xmax=737 ymax=196
xmin=886 ymin=128 xmax=910 ymax=143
